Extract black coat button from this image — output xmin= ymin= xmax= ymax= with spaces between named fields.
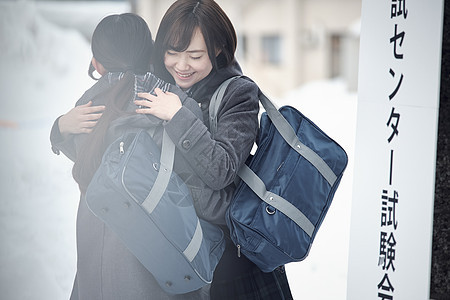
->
xmin=182 ymin=140 xmax=191 ymax=149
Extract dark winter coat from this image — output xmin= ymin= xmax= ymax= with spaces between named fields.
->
xmin=50 ymin=72 xmax=210 ymax=300
xmin=162 ymin=58 xmax=292 ymax=299
xmin=163 ymin=59 xmax=259 ymax=226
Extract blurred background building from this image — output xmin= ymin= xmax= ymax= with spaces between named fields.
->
xmin=36 ymin=0 xmax=361 ymax=96
xmin=135 ymin=0 xmax=361 ymax=97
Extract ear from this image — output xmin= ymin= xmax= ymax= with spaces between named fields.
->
xmin=91 ymin=57 xmax=107 ymax=76
xmin=215 ymin=48 xmax=222 ymax=57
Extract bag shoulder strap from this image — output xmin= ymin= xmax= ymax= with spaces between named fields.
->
xmin=141 ymin=129 xmax=204 ymax=262
xmin=259 ymin=93 xmax=338 ymax=186
xmin=209 ymin=78 xmax=337 ymax=186
xmin=209 ymin=76 xmax=242 ymax=136
xmin=141 ymin=129 xmax=175 ymax=213
xmin=209 ymin=77 xmax=340 ymax=237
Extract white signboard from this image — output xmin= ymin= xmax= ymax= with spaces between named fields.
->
xmin=347 ymin=1 xmax=444 ymax=299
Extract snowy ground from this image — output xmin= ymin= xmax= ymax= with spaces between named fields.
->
xmin=0 ymin=2 xmax=356 ymax=299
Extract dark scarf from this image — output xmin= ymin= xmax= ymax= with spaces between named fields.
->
xmin=187 ymin=55 xmax=244 ymax=104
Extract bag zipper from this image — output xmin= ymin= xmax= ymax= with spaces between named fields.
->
xmin=119 ymin=141 xmax=124 ymax=154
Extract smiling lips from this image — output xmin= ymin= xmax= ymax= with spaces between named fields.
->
xmin=176 ymin=71 xmax=195 ymax=78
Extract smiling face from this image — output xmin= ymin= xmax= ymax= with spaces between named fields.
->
xmin=163 ymin=27 xmax=213 ymax=90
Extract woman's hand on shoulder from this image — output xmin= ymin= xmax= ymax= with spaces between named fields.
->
xmin=58 ymin=101 xmax=105 ymax=135
xmin=135 ymin=88 xmax=182 ymax=121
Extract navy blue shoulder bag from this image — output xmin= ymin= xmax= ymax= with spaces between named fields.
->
xmin=210 ymin=76 xmax=348 ymax=272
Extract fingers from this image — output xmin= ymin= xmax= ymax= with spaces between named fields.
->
xmin=82 ymin=112 xmax=103 ymax=122
xmin=78 ymin=101 xmax=105 ymax=112
xmin=79 ymin=101 xmax=93 ymax=107
xmin=135 ymin=89 xmax=180 ymax=120
xmin=59 ymin=101 xmax=106 ymax=134
xmin=137 ymin=89 xmax=167 ymax=100
xmin=74 ymin=120 xmax=99 ymax=134
xmin=86 ymin=105 xmax=106 ymax=113
xmin=135 ymin=108 xmax=152 ymax=114
xmin=80 ymin=105 xmax=105 ymax=115
xmin=81 ymin=121 xmax=98 ymax=130
xmin=137 ymin=92 xmax=156 ymax=101
xmin=153 ymin=88 xmax=165 ymax=96
xmin=134 ymin=99 xmax=151 ymax=109
xmin=75 ymin=102 xmax=105 ymax=122
xmin=80 ymin=127 xmax=94 ymax=134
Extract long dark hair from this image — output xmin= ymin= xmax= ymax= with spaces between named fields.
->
xmin=152 ymin=0 xmax=237 ymax=82
xmin=73 ymin=73 xmax=135 ymax=193
xmin=88 ymin=13 xmax=154 ymax=80
xmin=73 ymin=13 xmax=153 ymax=192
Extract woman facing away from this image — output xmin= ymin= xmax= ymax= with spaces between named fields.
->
xmin=50 ymin=13 xmax=210 ymax=299
xmin=135 ymin=1 xmax=294 ymax=299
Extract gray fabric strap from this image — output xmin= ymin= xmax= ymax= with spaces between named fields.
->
xmin=209 ymin=77 xmax=337 ymax=236
xmin=142 ymin=129 xmax=175 ymax=214
xmin=238 ymin=164 xmax=315 ymax=237
xmin=209 ymin=77 xmax=237 ymax=137
xmin=258 ymin=92 xmax=337 ymax=186
xmin=209 ymin=77 xmax=337 ymax=185
xmin=141 ymin=129 xmax=203 ymax=263
xmin=183 ymin=219 xmax=203 ymax=262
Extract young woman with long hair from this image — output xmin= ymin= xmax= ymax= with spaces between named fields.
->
xmin=135 ymin=1 xmax=293 ymax=299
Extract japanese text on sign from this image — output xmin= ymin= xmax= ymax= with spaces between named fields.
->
xmin=377 ymin=1 xmax=409 ymax=299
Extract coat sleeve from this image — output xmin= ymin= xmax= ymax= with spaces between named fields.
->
xmin=168 ymin=84 xmax=204 ymax=121
xmin=164 ymin=78 xmax=259 ymax=190
xmin=50 ymin=116 xmax=78 ymax=162
xmin=49 ymin=75 xmax=120 ymax=162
